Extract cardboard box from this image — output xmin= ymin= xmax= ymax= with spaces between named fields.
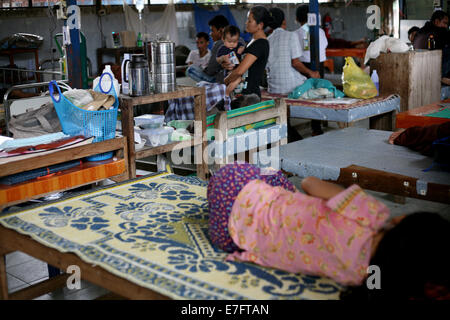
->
xmin=120 ymin=31 xmax=137 ymax=48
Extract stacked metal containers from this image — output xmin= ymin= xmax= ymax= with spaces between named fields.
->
xmin=151 ymin=40 xmax=176 ymax=93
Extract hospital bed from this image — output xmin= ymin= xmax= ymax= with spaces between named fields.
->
xmin=274 ymin=127 xmax=450 ymax=204
xmin=0 ymin=171 xmax=342 ymax=300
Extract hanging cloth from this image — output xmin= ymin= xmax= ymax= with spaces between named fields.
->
xmin=122 ymin=0 xmax=179 ymax=44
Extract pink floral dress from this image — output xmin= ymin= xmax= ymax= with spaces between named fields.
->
xmin=227 ymin=180 xmax=390 ymax=286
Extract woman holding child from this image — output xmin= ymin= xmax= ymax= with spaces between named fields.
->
xmin=222 ymin=6 xmax=272 ymax=108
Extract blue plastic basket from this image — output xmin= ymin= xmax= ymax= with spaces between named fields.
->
xmin=49 ymin=74 xmax=119 ymax=161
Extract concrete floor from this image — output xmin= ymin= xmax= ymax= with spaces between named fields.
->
xmin=3 ymin=117 xmax=450 ymax=300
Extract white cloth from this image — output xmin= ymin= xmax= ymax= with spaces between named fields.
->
xmin=122 ymin=0 xmax=179 ymax=45
xmin=294 ymin=26 xmax=328 ymax=63
xmin=364 ymin=35 xmax=409 ymax=65
xmin=186 ymin=49 xmax=211 ymax=69
xmin=267 ymin=28 xmax=307 ymax=95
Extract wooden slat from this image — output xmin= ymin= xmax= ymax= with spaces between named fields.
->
xmin=135 ymin=140 xmax=196 ymax=158
xmin=336 ymin=165 xmax=450 ymax=204
xmin=0 ymin=159 xmax=126 ymax=208
xmin=9 ymin=274 xmax=70 ymax=300
xmin=326 ymin=48 xmax=366 ymax=59
xmin=119 ymin=86 xmax=204 ymax=106
xmin=0 ymin=254 xmax=8 ymax=300
xmin=0 ymin=226 xmax=170 ymax=300
xmin=0 ymin=137 xmax=127 ymax=177
xmin=226 ymin=107 xmax=282 ymax=129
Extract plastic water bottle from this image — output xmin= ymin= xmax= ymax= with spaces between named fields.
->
xmin=371 ymin=70 xmax=379 ymax=96
xmin=93 ymin=65 xmax=120 ymax=95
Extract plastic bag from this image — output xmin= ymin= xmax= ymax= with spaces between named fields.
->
xmin=342 ymin=57 xmax=378 ymax=99
xmin=289 ymin=78 xmax=345 ymax=99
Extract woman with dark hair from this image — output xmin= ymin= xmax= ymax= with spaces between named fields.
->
xmin=341 ymin=212 xmax=450 ymax=300
xmin=223 ymin=6 xmax=272 ymax=108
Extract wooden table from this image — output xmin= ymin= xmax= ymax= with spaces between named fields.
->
xmin=278 ymin=127 xmax=450 ymax=204
xmin=261 ymin=93 xmax=400 ymax=131
xmin=396 ymin=99 xmax=450 ymax=129
xmin=119 ymin=86 xmax=207 ymax=180
xmin=0 ymin=137 xmax=128 ymax=210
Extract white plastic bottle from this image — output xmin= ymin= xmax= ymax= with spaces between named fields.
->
xmin=371 ymin=70 xmax=379 ymax=96
xmin=93 ymin=65 xmax=120 ymax=95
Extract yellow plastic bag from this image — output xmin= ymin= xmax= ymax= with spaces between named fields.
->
xmin=342 ymin=57 xmax=378 ymax=99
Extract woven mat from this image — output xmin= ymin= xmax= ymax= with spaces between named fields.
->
xmin=0 ymin=173 xmax=343 ymax=300
xmin=261 ymin=91 xmax=397 ymax=110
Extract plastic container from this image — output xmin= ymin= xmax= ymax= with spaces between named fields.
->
xmin=371 ymin=70 xmax=379 ymax=96
xmin=140 ymin=126 xmax=174 ymax=147
xmin=93 ymin=65 xmax=120 ymax=96
xmin=134 ymin=114 xmax=165 ymax=129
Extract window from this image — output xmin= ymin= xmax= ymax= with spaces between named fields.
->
xmin=1 ymin=0 xmax=29 ymax=7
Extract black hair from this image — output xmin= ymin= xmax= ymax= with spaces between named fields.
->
xmin=249 ymin=5 xmax=273 ymax=29
xmin=196 ymin=32 xmax=210 ymax=42
xmin=340 ymin=212 xmax=450 ymax=300
xmin=296 ymin=5 xmax=309 ymax=24
xmin=431 ymin=10 xmax=449 ymax=23
xmin=208 ymin=15 xmax=229 ymax=30
xmin=407 ymin=26 xmax=420 ymax=37
xmin=269 ymin=7 xmax=285 ymax=30
xmin=222 ymin=25 xmax=240 ymax=39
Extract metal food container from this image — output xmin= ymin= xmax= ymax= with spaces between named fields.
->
xmin=152 ymin=63 xmax=176 ymax=74
xmin=154 ymin=72 xmax=176 ymax=84
xmin=154 ymin=82 xmax=177 ymax=93
xmin=151 ymin=39 xmax=176 ymax=93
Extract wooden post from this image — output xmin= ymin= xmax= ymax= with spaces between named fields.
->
xmin=120 ymin=98 xmax=136 ymax=179
xmin=0 ymin=254 xmax=8 ymax=300
xmin=214 ymin=111 xmax=228 ymax=171
xmin=194 ymin=89 xmax=207 ymax=180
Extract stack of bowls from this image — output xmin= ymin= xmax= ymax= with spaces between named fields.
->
xmin=151 ymin=40 xmax=177 ymax=93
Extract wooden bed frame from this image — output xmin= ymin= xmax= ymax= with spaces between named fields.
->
xmin=0 ymin=225 xmax=167 ymax=300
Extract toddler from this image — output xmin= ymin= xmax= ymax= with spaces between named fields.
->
xmin=216 ymin=25 xmax=245 ymax=96
xmin=207 ymin=162 xmax=450 ymax=300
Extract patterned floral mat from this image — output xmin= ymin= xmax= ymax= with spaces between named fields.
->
xmin=0 ymin=173 xmax=343 ymax=300
xmin=261 ymin=91 xmax=398 ymax=110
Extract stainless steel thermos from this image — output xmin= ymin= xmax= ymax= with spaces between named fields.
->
xmin=126 ymin=54 xmax=150 ymax=97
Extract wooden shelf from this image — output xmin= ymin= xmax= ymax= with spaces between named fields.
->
xmin=136 ymin=139 xmax=196 ymax=159
xmin=119 ymin=86 xmax=204 ymax=106
xmin=0 ymin=137 xmax=128 ymax=209
xmin=0 ymin=158 xmax=126 ymax=208
xmin=119 ymin=86 xmax=207 ymax=180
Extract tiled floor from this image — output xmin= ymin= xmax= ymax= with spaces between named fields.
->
xmin=3 ymin=119 xmax=450 ymax=299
